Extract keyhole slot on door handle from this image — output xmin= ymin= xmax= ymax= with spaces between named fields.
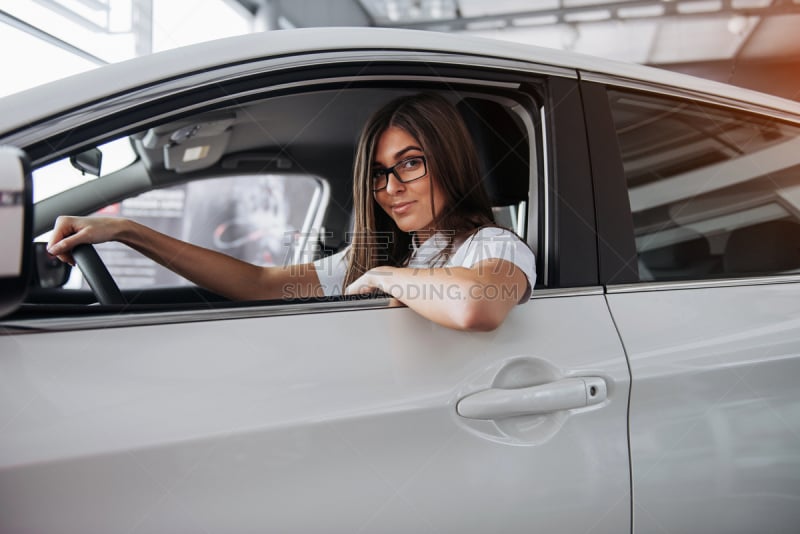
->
xmin=457 ymin=377 xmax=608 ymax=420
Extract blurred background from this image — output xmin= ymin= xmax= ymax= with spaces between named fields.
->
xmin=1 ymin=0 xmax=798 ymax=99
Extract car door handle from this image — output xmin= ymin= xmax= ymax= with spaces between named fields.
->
xmin=456 ymin=377 xmax=607 ymax=420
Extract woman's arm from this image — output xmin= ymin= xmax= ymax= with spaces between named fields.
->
xmin=47 ymin=216 xmax=322 ymax=300
xmin=345 ymin=258 xmax=529 ymax=331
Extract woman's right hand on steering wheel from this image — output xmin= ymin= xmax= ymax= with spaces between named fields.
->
xmin=47 ymin=215 xmax=127 ymax=266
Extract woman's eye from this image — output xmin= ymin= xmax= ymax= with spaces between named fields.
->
xmin=402 ymin=158 xmax=422 ymax=169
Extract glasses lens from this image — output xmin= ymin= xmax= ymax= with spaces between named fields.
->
xmin=396 ymin=157 xmax=426 ymax=181
xmin=371 ymin=170 xmax=388 ymax=191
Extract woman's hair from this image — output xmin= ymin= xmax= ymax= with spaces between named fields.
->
xmin=344 ymin=92 xmax=496 ymax=287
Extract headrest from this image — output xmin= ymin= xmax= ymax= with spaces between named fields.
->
xmin=640 ymin=235 xmax=711 ymax=270
xmin=723 ymin=220 xmax=800 ymax=274
xmin=457 ymin=98 xmax=529 ymax=206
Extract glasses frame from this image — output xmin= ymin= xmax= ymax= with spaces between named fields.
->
xmin=370 ymin=155 xmax=427 ymax=192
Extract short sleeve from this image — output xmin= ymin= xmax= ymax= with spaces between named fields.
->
xmin=312 ymin=247 xmax=348 ymax=296
xmin=451 ymin=227 xmax=536 ymax=302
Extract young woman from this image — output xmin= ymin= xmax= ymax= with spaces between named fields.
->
xmin=47 ymin=93 xmax=536 ymax=331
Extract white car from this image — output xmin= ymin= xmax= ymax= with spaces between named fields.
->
xmin=1 ymin=27 xmax=799 ymax=534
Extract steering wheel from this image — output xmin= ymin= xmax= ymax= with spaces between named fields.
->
xmin=72 ymin=244 xmax=126 ymax=305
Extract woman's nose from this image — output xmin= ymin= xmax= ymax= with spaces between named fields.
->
xmin=384 ymin=172 xmax=406 ymax=195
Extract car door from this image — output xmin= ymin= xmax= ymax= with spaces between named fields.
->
xmin=0 ymin=41 xmax=631 ymax=533
xmin=582 ymin=77 xmax=800 ymax=533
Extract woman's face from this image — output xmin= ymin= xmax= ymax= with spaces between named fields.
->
xmin=372 ymin=126 xmax=447 ymax=238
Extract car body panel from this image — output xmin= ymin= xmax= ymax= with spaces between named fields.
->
xmin=607 ymin=281 xmax=800 ymax=533
xmin=0 ymin=295 xmax=630 ymax=533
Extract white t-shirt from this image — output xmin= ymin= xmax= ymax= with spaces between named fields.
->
xmin=312 ymin=226 xmax=536 ymax=302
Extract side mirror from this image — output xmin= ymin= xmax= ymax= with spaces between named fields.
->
xmin=0 ymin=146 xmax=33 ymax=317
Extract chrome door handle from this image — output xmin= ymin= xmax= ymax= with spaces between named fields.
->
xmin=456 ymin=377 xmax=607 ymax=420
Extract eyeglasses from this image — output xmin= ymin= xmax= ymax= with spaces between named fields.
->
xmin=370 ymin=156 xmax=427 ymax=192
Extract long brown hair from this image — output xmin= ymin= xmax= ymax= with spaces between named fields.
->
xmin=344 ymin=93 xmax=495 ymax=287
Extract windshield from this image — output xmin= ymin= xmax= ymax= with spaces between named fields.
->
xmin=33 ymin=137 xmax=137 ymax=202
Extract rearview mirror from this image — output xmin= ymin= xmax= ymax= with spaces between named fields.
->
xmin=0 ymin=146 xmax=33 ymax=317
xmin=70 ymin=147 xmax=102 ymax=176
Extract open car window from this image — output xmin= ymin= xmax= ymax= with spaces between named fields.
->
xmin=23 ymin=83 xmax=539 ymax=312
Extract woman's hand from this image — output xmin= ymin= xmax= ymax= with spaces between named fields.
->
xmin=344 ymin=266 xmax=394 ymax=295
xmin=47 ymin=216 xmax=126 ymax=266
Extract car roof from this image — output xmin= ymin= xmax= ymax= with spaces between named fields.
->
xmin=1 ymin=26 xmax=799 ymax=138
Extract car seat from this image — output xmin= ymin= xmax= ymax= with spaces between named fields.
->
xmin=722 ymin=219 xmax=800 ymax=275
xmin=456 ymin=97 xmax=530 ymax=236
xmin=637 ymin=231 xmax=719 ymax=281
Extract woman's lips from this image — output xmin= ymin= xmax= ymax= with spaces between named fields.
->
xmin=391 ymin=201 xmax=415 ymax=215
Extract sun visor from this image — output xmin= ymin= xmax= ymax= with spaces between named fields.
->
xmin=162 ymin=116 xmax=236 ymax=173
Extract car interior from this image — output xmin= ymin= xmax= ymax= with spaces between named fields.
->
xmin=18 ymin=86 xmax=538 ymax=316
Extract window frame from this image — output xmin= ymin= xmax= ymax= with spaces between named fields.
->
xmin=7 ymin=54 xmax=580 ymax=329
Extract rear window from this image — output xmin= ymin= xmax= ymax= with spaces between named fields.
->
xmin=608 ymin=88 xmax=800 ymax=282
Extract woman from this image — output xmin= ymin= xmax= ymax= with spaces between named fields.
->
xmin=48 ymin=93 xmax=536 ymax=331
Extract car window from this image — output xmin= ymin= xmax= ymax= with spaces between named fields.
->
xmin=28 ymin=86 xmax=540 ymax=304
xmin=608 ymin=88 xmax=800 ymax=281
xmin=66 ymin=174 xmax=327 ymax=290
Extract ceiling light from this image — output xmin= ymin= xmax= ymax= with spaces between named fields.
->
xmin=360 ymin=0 xmax=457 ymax=22
xmin=619 ymin=5 xmax=666 ymax=18
xmin=512 ymin=15 xmax=559 ymax=27
xmin=727 ymin=14 xmax=749 ymax=36
xmin=428 ymin=0 xmax=451 ymax=18
xmin=561 ymin=24 xmax=580 ymax=50
xmin=562 ymin=0 xmax=612 ymax=6
xmin=386 ymin=0 xmax=401 ymax=21
xmin=564 ymin=10 xmax=611 ymax=22
xmin=677 ymin=0 xmax=722 ymax=14
xmin=731 ymin=0 xmax=770 ymax=7
xmin=466 ymin=19 xmax=508 ymax=31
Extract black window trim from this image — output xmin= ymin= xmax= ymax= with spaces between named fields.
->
xmin=579 ymin=80 xmax=638 ymax=286
xmin=544 ymin=76 xmax=600 ymax=288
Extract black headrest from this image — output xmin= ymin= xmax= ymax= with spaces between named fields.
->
xmin=640 ymin=235 xmax=711 ymax=270
xmin=457 ymin=98 xmax=529 ymax=206
xmin=723 ymin=220 xmax=800 ymax=274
